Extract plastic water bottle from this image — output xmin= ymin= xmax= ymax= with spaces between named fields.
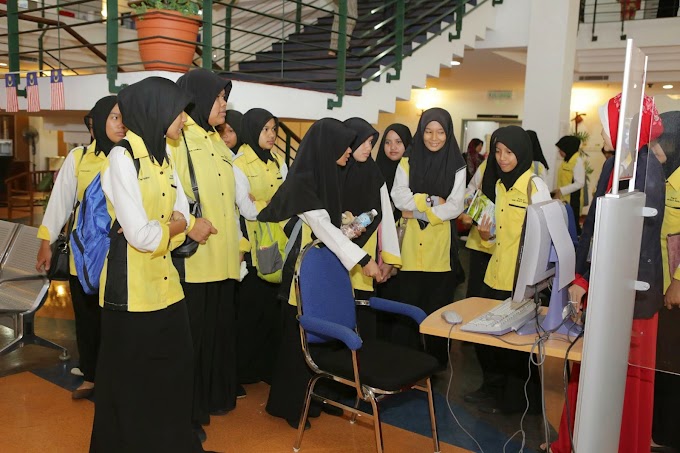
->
xmin=341 ymin=209 xmax=378 ymax=239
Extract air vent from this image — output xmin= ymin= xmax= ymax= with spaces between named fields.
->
xmin=578 ymin=75 xmax=610 ymax=81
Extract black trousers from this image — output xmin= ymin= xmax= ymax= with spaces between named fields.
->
xmin=69 ymin=274 xmax=101 ymax=383
xmin=90 ymin=300 xmax=201 ymax=453
xmin=236 ymin=268 xmax=282 ymax=385
xmin=391 ymin=271 xmax=456 ymax=367
xmin=266 ymin=303 xmax=321 ymax=424
xmin=465 ymin=249 xmax=491 ymax=299
xmin=184 ymin=279 xmax=237 ymax=426
xmin=473 ymin=284 xmax=542 ymax=413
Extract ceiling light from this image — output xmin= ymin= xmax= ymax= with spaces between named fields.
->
xmin=450 ymin=61 xmax=461 ymax=66
xmin=0 ymin=63 xmax=7 ymax=67
xmin=663 ymin=84 xmax=674 ymax=90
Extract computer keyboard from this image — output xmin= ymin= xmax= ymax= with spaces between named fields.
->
xmin=460 ymin=298 xmax=538 ymax=335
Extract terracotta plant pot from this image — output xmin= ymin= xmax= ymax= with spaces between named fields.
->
xmin=135 ymin=9 xmax=200 ymax=72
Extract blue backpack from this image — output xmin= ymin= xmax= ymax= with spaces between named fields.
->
xmin=71 ymin=173 xmax=111 ymax=295
xmin=71 ymin=142 xmax=140 ymax=295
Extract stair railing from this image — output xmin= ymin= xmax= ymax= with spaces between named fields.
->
xmin=277 ymin=121 xmax=302 ymax=167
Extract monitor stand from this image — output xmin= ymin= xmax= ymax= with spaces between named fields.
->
xmin=516 ymin=247 xmax=583 ymax=337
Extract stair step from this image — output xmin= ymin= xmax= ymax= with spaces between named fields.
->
xmin=223 ymin=72 xmax=363 ymax=95
xmin=239 ymin=56 xmax=395 ymax=72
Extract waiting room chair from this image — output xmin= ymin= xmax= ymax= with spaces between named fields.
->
xmin=0 ymin=220 xmax=69 ymax=360
xmin=6 ymin=170 xmax=55 ymax=226
xmin=292 ymin=241 xmax=441 ymax=453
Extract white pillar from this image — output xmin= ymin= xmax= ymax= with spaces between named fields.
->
xmin=521 ymin=0 xmax=579 ymax=189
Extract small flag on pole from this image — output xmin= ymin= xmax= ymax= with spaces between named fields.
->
xmin=50 ymin=69 xmax=65 ymax=110
xmin=26 ymin=72 xmax=40 ymax=112
xmin=5 ymin=74 xmax=19 ymax=113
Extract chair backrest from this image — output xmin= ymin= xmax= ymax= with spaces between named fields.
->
xmin=296 ymin=244 xmax=357 ymax=344
xmin=0 ymin=220 xmax=19 ymax=265
xmin=0 ymin=223 xmax=49 ymax=314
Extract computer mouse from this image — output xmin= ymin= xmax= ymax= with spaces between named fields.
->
xmin=441 ymin=310 xmax=462 ymax=325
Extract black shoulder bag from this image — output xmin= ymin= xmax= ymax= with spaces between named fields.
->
xmin=171 ymin=131 xmax=201 ymax=258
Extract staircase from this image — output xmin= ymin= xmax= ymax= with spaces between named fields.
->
xmin=223 ymin=0 xmax=475 ymax=95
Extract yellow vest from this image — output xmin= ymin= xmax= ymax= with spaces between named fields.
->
xmin=483 ymin=169 xmax=540 ymax=292
xmin=168 ymin=117 xmax=241 ymax=283
xmin=233 ymin=144 xmax=286 ymax=266
xmin=349 ymin=230 xmax=378 ymax=292
xmin=37 ymin=142 xmax=111 ymax=275
xmin=662 ymin=168 xmax=680 ymax=290
xmin=99 ymin=132 xmax=185 ymax=312
xmin=398 ymin=158 xmax=453 ymax=273
xmin=557 ymin=153 xmax=584 ymax=209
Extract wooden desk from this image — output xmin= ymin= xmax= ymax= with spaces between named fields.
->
xmin=420 ymin=297 xmax=583 ymax=362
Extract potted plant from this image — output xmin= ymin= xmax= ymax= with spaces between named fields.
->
xmin=132 ymin=0 xmax=201 ymax=72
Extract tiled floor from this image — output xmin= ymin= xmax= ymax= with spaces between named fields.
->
xmin=0 ymin=214 xmax=565 ymax=452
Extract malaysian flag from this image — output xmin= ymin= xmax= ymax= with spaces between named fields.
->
xmin=50 ymin=69 xmax=65 ymax=110
xmin=26 ymin=71 xmax=40 ymax=112
xmin=5 ymin=74 xmax=19 ymax=113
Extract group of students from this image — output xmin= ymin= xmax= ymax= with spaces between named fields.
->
xmin=33 ymin=69 xmax=680 ymax=452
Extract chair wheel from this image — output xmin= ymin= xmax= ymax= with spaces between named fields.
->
xmin=59 ymin=350 xmax=70 ymax=361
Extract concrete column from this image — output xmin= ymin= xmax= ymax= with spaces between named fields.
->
xmin=522 ymin=0 xmax=580 ymax=188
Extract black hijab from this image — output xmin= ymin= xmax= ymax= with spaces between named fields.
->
xmin=258 ymin=118 xmax=356 ymax=228
xmin=342 ymin=118 xmax=383 ymax=247
xmin=118 ymin=77 xmax=192 ymax=164
xmin=225 ymin=110 xmax=244 ymax=153
xmin=89 ymin=95 xmax=118 ymax=156
xmin=527 ymin=129 xmax=549 ymax=170
xmin=556 ymin=135 xmax=581 ymax=162
xmin=241 ymin=108 xmax=278 ymax=163
xmin=481 ymin=126 xmax=534 ymax=202
xmin=376 ymin=123 xmax=412 ymax=192
xmin=659 ymin=111 xmax=680 ymax=179
xmin=176 ymin=68 xmax=231 ymax=132
xmin=409 ymin=107 xmax=466 ymax=198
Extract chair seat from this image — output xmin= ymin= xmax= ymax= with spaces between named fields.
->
xmin=312 ymin=339 xmax=439 ymax=392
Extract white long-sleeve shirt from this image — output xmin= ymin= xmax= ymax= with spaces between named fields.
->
xmin=298 ymin=209 xmax=367 ymax=271
xmin=391 ymin=166 xmax=466 ymax=222
xmin=101 ymin=146 xmax=190 ymax=253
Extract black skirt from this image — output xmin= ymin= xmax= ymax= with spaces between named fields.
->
xmin=90 ymin=300 xmax=201 ymax=453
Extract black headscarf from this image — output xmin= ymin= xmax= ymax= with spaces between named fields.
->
xmin=176 ymin=68 xmax=231 ymax=132
xmin=258 ymin=118 xmax=356 ymax=228
xmin=118 ymin=77 xmax=192 ymax=164
xmin=89 ymin=95 xmax=118 ymax=156
xmin=481 ymin=126 xmax=534 ymax=202
xmin=556 ymin=135 xmax=581 ymax=162
xmin=225 ymin=110 xmax=244 ymax=154
xmin=342 ymin=118 xmax=383 ymax=247
xmin=409 ymin=107 xmax=466 ymax=198
xmin=376 ymin=123 xmax=412 ymax=192
xmin=526 ymin=129 xmax=549 ymax=170
xmin=241 ymin=108 xmax=279 ymax=163
xmin=659 ymin=111 xmax=680 ymax=179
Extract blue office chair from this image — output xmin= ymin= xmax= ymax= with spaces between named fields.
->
xmin=292 ymin=241 xmax=441 ymax=453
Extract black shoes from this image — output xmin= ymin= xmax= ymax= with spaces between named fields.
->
xmin=193 ymin=424 xmax=207 ymax=443
xmin=463 ymin=388 xmax=495 ymax=404
xmin=236 ymin=385 xmax=247 ymax=399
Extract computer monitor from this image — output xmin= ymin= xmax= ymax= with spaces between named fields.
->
xmin=512 ymin=200 xmax=579 ymax=335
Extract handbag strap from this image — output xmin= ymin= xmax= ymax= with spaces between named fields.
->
xmin=64 ymin=146 xmax=88 ymax=242
xmin=257 ymin=221 xmax=275 ymax=243
xmin=283 ymin=218 xmax=303 ymax=260
xmin=181 ymin=131 xmax=200 ymax=205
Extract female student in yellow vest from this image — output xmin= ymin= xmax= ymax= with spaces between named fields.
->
xmin=217 ymin=110 xmax=243 ymax=158
xmin=391 ymin=107 xmax=466 ymax=367
xmin=36 ymin=96 xmax=126 ymax=400
xmin=342 ymin=118 xmax=401 ymax=338
xmin=91 ymin=77 xmax=200 ymax=453
xmin=258 ymin=118 xmax=380 ymax=429
xmin=472 ymin=125 xmax=551 ymax=414
xmin=654 ymin=111 xmax=680 ymax=453
xmin=554 ymin=135 xmax=584 ymax=233
xmin=232 ymin=108 xmax=288 ymax=386
xmin=172 ymin=69 xmax=243 ymax=440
